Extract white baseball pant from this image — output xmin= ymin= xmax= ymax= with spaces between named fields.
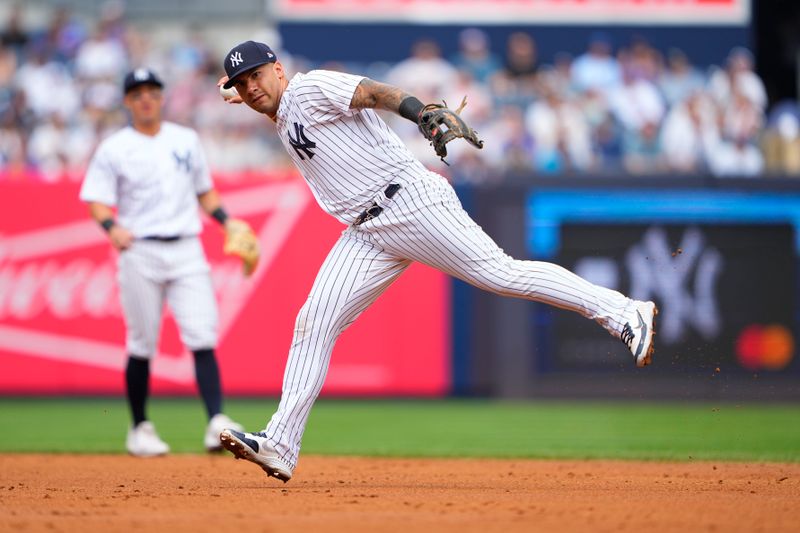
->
xmin=117 ymin=237 xmax=218 ymax=357
xmin=263 ymin=172 xmax=637 ymax=467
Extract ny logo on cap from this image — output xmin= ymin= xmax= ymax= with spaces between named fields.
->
xmin=230 ymin=51 xmax=243 ymax=67
xmin=134 ymin=68 xmax=150 ymax=81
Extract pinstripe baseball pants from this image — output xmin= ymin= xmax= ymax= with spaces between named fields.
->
xmin=264 ymin=172 xmax=637 ymax=467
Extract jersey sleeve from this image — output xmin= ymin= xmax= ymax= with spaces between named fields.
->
xmin=294 ymin=70 xmax=365 ymax=122
xmin=191 ymin=132 xmax=214 ymax=194
xmin=79 ymin=143 xmax=118 ymax=206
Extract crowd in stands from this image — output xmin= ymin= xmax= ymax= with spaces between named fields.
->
xmin=2 ymin=3 xmax=799 ymax=184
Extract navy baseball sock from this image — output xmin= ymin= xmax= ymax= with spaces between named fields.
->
xmin=125 ymin=356 xmax=150 ymax=427
xmin=193 ymin=349 xmax=222 ymax=419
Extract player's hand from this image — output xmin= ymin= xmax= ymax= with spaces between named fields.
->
xmin=109 ymin=225 xmax=134 ymax=251
xmin=217 ymin=76 xmax=243 ymax=104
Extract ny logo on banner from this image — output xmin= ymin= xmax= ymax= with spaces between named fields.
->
xmin=288 ymin=122 xmax=316 ymax=160
xmin=627 ymin=227 xmax=723 ymax=343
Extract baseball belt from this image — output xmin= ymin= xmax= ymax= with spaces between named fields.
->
xmin=353 ymin=183 xmax=402 ymax=226
xmin=141 ymin=235 xmax=182 ymax=242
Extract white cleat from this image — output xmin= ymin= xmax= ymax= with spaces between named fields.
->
xmin=621 ymin=300 xmax=658 ymax=367
xmin=126 ymin=421 xmax=170 ymax=457
xmin=219 ymin=429 xmax=293 ymax=482
xmin=204 ymin=413 xmax=243 ymax=452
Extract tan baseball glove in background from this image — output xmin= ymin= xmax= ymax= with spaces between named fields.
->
xmin=223 ymin=219 xmax=259 ymax=277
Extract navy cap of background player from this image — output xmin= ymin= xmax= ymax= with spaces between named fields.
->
xmin=123 ymin=68 xmax=164 ymax=94
xmin=223 ymin=41 xmax=277 ymax=89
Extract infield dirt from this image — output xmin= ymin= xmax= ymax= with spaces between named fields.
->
xmin=1 ymin=454 xmax=797 ymax=532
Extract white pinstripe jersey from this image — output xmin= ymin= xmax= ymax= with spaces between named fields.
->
xmin=275 ymin=70 xmax=429 ymax=224
xmin=80 ymin=122 xmax=213 ymax=238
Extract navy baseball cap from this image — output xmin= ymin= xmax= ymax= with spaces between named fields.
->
xmin=123 ymin=68 xmax=164 ymax=94
xmin=223 ymin=41 xmax=277 ymax=89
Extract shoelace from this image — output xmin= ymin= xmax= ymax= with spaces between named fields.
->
xmin=620 ymin=323 xmax=635 ymax=348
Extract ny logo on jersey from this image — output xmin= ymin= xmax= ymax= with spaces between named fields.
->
xmin=173 ymin=150 xmax=192 ymax=173
xmin=287 ymin=122 xmax=316 ymax=160
xmin=230 ymin=51 xmax=243 ymax=67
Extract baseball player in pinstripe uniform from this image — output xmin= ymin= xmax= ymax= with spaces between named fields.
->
xmin=215 ymin=41 xmax=657 ymax=482
xmin=80 ymin=68 xmax=246 ymax=456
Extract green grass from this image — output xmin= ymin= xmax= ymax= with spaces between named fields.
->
xmin=1 ymin=398 xmax=798 ymax=462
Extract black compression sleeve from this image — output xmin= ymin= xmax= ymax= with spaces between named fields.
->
xmin=399 ymin=96 xmax=425 ymax=124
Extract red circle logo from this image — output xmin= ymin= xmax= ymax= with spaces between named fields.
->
xmin=735 ymin=324 xmax=794 ymax=371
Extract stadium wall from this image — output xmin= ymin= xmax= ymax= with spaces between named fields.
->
xmin=2 ymin=174 xmax=798 ymax=400
xmin=279 ymin=23 xmax=750 ymax=68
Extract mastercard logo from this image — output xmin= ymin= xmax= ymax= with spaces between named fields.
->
xmin=735 ymin=324 xmax=795 ymax=371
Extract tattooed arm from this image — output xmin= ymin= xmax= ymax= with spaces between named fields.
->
xmin=350 ymin=78 xmax=410 ymax=112
xmin=350 ymin=78 xmax=425 ymax=123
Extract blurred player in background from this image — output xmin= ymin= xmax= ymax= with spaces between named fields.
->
xmin=79 ymin=68 xmax=247 ymax=456
xmin=214 ymin=41 xmax=657 ymax=482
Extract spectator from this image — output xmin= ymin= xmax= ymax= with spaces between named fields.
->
xmin=658 ymin=49 xmax=706 ymax=106
xmin=548 ymin=52 xmax=577 ymax=99
xmin=502 ymin=32 xmax=539 ymax=79
xmin=489 ymin=32 xmax=540 ymax=109
xmin=761 ymin=101 xmax=800 ymax=175
xmin=720 ymin=85 xmax=764 ymax=144
xmin=483 ymin=105 xmax=535 ymax=172
xmin=169 ymin=26 xmax=214 ymax=76
xmin=387 ymin=39 xmax=458 ymax=102
xmin=660 ymin=91 xmax=717 ymax=173
xmin=607 ymin=60 xmax=666 ymax=173
xmin=450 ymin=28 xmax=501 ymax=84
xmin=27 ymin=110 xmax=95 ymax=181
xmin=704 ymin=133 xmax=764 ymax=177
xmin=3 ymin=84 xmax=35 ymax=139
xmin=39 ymin=5 xmax=86 ymax=65
xmin=0 ymin=3 xmax=789 ymax=182
xmin=571 ymin=32 xmax=621 ymax=94
xmin=525 ymin=72 xmax=594 ymax=173
xmin=125 ymin=27 xmax=159 ymax=74
xmin=74 ymin=16 xmax=129 ymax=119
xmin=74 ymin=22 xmax=128 ymax=82
xmin=627 ymin=36 xmax=661 ymax=83
xmin=707 ymin=47 xmax=767 ymax=110
xmin=15 ymin=42 xmax=81 ymax=120
xmin=97 ymin=0 xmax=127 ymax=43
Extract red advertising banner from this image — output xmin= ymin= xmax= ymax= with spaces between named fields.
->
xmin=276 ymin=0 xmax=749 ymax=25
xmin=0 ymin=177 xmax=450 ymax=396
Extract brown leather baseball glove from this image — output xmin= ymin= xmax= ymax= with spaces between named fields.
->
xmin=418 ymin=97 xmax=484 ymax=164
xmin=223 ymin=219 xmax=259 ymax=277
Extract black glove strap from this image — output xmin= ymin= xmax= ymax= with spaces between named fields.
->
xmin=399 ymin=96 xmax=425 ymax=124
